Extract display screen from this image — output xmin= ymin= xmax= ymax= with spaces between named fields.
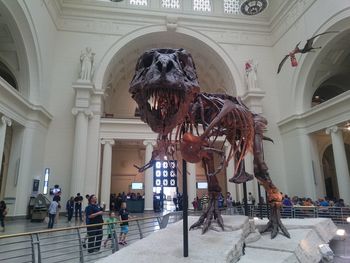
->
xmin=197 ymin=182 xmax=208 ymax=189
xmin=153 ymin=160 xmax=177 ymax=187
xmin=131 ymin=182 xmax=143 ymax=190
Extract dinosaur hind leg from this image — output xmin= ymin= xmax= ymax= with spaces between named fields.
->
xmin=253 ymin=131 xmax=289 ymax=239
xmin=189 ymin=156 xmax=224 ymax=233
xmin=255 ymin=172 xmax=290 ymax=239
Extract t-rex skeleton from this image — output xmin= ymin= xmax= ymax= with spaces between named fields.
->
xmin=129 ymin=48 xmax=290 ymax=239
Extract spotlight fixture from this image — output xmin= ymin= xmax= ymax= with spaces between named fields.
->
xmin=240 ymin=0 xmax=268 ymax=15
xmin=336 ymin=229 xmax=345 ymax=236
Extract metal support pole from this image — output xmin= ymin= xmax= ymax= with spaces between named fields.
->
xmin=257 ymin=182 xmax=263 ymax=219
xmin=243 ymin=182 xmax=248 ymax=216
xmin=182 ymin=159 xmax=188 ymax=257
xmin=265 ymin=190 xmax=270 ymax=219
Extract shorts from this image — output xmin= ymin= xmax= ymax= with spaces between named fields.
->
xmin=120 ymin=225 xmax=128 ymax=234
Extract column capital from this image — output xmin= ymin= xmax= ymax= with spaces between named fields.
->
xmin=101 ymin=138 xmax=115 ymax=146
xmin=1 ymin=116 xmax=12 ymax=127
xmin=143 ymin=140 xmax=156 ymax=146
xmin=325 ymin=126 xmax=338 ymax=135
xmin=72 ymin=107 xmax=93 ymax=118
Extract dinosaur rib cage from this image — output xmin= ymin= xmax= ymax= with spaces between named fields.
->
xmin=177 ymin=93 xmax=255 ymax=175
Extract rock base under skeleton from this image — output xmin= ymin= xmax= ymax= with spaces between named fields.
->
xmin=96 ymin=215 xmax=337 ymax=263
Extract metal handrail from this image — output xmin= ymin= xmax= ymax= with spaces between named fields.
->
xmin=0 ymin=212 xmax=183 ymax=263
xmin=1 ymin=207 xmax=348 ymax=262
xmin=221 ymin=204 xmax=350 ymax=224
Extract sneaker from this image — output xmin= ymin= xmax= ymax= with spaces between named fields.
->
xmin=123 ymin=241 xmax=127 ymax=245
xmin=118 ymin=241 xmax=123 ymax=245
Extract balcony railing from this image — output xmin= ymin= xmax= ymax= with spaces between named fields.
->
xmin=0 ymin=206 xmax=348 ymax=262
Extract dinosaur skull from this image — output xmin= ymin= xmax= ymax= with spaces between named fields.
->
xmin=129 ymin=48 xmax=200 ymax=135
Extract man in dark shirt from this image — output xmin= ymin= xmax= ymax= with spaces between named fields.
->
xmin=119 ymin=202 xmax=129 ymax=245
xmin=74 ymin=193 xmax=83 ymax=221
xmin=85 ymin=194 xmax=104 ymax=253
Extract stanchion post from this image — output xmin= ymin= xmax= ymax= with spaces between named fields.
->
xmin=243 ymin=182 xmax=248 ymax=216
xmin=182 ymin=159 xmax=188 ymax=257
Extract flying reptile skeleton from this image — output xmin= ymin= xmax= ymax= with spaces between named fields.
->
xmin=277 ymin=31 xmax=338 ymax=74
xmin=129 ymin=48 xmax=290 ymax=239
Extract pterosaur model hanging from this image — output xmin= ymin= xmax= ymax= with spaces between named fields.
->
xmin=277 ymin=31 xmax=338 ymax=74
xmin=129 ymin=48 xmax=290 ymax=239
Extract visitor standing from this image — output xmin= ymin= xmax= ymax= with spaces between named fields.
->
xmin=0 ymin=200 xmax=7 ymax=232
xmin=119 ymin=202 xmax=129 ymax=245
xmin=85 ymin=194 xmax=104 ymax=253
xmin=103 ymin=211 xmax=118 ymax=247
xmin=74 ymin=193 xmax=83 ymax=221
xmin=66 ymin=196 xmax=75 ymax=223
xmin=226 ymin=192 xmax=233 ymax=215
xmin=48 ymin=196 xmax=59 ymax=229
xmin=201 ymin=193 xmax=209 ymax=211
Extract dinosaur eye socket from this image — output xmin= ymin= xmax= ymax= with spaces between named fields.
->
xmin=141 ymin=53 xmax=154 ymax=68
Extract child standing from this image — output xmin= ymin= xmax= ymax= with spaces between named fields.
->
xmin=118 ymin=202 xmax=129 ymax=245
xmin=103 ymin=211 xmax=118 ymax=247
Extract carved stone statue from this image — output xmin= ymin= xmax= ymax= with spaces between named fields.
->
xmin=79 ymin=47 xmax=95 ymax=81
xmin=245 ymin=59 xmax=258 ymax=90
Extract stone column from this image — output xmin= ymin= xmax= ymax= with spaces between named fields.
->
xmin=143 ymin=140 xmax=156 ymax=211
xmin=71 ymin=108 xmax=92 ymax=196
xmin=326 ymin=126 xmax=350 ymax=204
xmin=0 ymin=116 xmax=12 ymax=176
xmin=187 ymin=162 xmax=197 ymax=210
xmin=100 ymin=139 xmax=115 ymax=211
xmin=225 ymin=143 xmax=236 ymax=198
xmin=85 ymin=90 xmax=103 ymax=197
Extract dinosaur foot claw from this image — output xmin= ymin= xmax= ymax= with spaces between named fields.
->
xmin=189 ymin=203 xmax=224 ymax=234
xmin=260 ymin=206 xmax=290 ymax=239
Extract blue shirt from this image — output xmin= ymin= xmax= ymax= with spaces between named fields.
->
xmin=85 ymin=204 xmax=103 ymax=225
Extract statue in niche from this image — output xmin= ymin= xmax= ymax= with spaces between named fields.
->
xmin=245 ymin=59 xmax=258 ymax=90
xmin=79 ymin=47 xmax=95 ymax=81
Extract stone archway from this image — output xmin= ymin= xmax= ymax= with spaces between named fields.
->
xmin=97 ymin=30 xmax=241 ymax=118
xmin=293 ymin=11 xmax=350 ymax=113
xmin=0 ymin=1 xmax=41 ymax=102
